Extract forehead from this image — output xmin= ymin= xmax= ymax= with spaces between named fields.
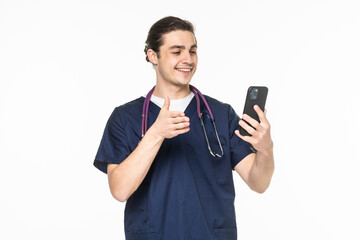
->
xmin=160 ymin=30 xmax=197 ymax=49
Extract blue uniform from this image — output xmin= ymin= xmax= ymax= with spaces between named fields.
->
xmin=94 ymin=95 xmax=253 ymax=240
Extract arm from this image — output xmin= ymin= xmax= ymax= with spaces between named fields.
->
xmin=234 ymin=105 xmax=274 ymax=193
xmin=107 ymin=96 xmax=190 ymax=202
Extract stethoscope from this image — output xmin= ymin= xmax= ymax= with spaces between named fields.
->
xmin=142 ymin=85 xmax=224 ymax=158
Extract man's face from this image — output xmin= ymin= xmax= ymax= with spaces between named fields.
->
xmin=152 ymin=30 xmax=198 ymax=87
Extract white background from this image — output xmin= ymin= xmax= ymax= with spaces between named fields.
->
xmin=1 ymin=0 xmax=359 ymax=239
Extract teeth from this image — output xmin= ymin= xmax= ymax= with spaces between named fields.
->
xmin=177 ymin=68 xmax=191 ymax=72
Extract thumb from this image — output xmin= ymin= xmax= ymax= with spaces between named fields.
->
xmin=162 ymin=96 xmax=170 ymax=110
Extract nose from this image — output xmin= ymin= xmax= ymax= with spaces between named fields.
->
xmin=181 ymin=52 xmax=193 ymax=64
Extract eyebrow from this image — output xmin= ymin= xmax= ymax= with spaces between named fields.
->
xmin=168 ymin=44 xmax=198 ymax=50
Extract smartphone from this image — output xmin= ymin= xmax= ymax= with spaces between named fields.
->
xmin=239 ymin=86 xmax=268 ymax=136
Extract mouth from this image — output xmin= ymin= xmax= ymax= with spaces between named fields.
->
xmin=175 ymin=68 xmax=192 ymax=73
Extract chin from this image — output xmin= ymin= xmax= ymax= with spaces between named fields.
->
xmin=178 ymin=76 xmax=194 ymax=85
xmin=176 ymin=80 xmax=192 ymax=87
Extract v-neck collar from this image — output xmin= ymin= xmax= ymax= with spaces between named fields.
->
xmin=146 ymin=94 xmax=198 ymax=118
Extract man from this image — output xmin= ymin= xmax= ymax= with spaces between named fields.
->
xmin=94 ymin=16 xmax=274 ymax=240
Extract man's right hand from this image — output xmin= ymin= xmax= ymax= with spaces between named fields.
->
xmin=150 ymin=96 xmax=190 ymax=139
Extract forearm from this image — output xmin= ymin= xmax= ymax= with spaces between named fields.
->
xmin=108 ymin=128 xmax=164 ymax=202
xmin=107 ymin=97 xmax=190 ymax=202
xmin=247 ymin=148 xmax=274 ymax=193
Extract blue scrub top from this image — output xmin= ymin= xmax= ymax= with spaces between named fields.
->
xmin=94 ymin=95 xmax=254 ymax=240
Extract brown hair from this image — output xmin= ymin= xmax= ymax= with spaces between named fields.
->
xmin=144 ymin=16 xmax=195 ymax=62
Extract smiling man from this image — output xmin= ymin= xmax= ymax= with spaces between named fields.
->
xmin=94 ymin=16 xmax=274 ymax=240
xmin=146 ymin=23 xmax=198 ymax=99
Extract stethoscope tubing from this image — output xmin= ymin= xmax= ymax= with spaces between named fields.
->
xmin=141 ymin=85 xmax=223 ymax=157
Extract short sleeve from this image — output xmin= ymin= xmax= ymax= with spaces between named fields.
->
xmin=93 ymin=107 xmax=132 ymax=174
xmin=228 ymin=106 xmax=254 ymax=169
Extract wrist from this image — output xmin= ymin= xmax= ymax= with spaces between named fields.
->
xmin=256 ymin=141 xmax=273 ymax=156
xmin=146 ymin=126 xmax=165 ymax=142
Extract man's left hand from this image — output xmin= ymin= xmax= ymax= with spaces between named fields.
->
xmin=234 ymin=105 xmax=273 ymax=153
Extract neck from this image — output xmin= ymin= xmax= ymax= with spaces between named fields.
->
xmin=152 ymin=82 xmax=191 ymax=100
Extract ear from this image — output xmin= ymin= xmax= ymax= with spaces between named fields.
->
xmin=147 ymin=49 xmax=158 ymax=65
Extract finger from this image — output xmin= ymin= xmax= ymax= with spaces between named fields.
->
xmin=169 ymin=111 xmax=186 ymax=118
xmin=242 ymin=114 xmax=259 ymax=129
xmin=253 ymin=105 xmax=268 ymax=124
xmin=171 ymin=116 xmax=190 ymax=124
xmin=174 ymin=121 xmax=190 ymax=130
xmin=162 ymin=96 xmax=170 ymax=110
xmin=239 ymin=119 xmax=256 ymax=136
xmin=234 ymin=129 xmax=252 ymax=143
xmin=234 ymin=129 xmax=243 ymax=139
xmin=174 ymin=127 xmax=191 ymax=135
xmin=263 ymin=109 xmax=270 ymax=125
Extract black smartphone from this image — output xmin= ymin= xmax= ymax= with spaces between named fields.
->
xmin=239 ymin=86 xmax=268 ymax=136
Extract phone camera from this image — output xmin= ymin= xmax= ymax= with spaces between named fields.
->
xmin=249 ymin=88 xmax=258 ymax=100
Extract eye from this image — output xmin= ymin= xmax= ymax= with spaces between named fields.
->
xmin=190 ymin=50 xmax=197 ymax=55
xmin=172 ymin=52 xmax=181 ymax=55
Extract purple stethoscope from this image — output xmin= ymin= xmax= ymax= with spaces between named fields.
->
xmin=142 ymin=85 xmax=224 ymax=158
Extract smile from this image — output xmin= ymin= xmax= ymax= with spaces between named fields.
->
xmin=175 ymin=68 xmax=192 ymax=72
